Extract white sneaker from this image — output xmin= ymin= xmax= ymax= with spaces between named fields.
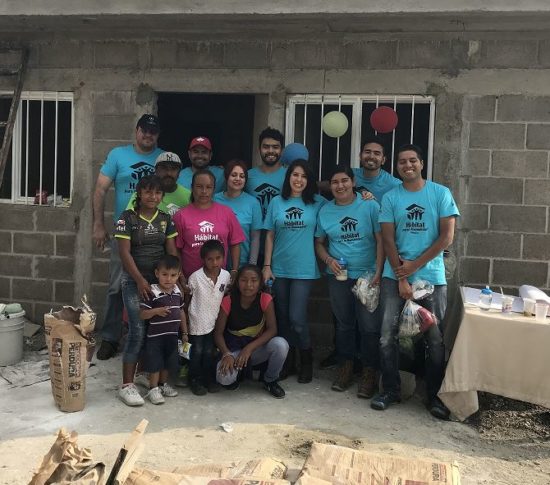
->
xmin=147 ymin=386 xmax=165 ymax=405
xmin=160 ymin=383 xmax=178 ymax=397
xmin=134 ymin=373 xmax=150 ymax=388
xmin=119 ymin=384 xmax=144 ymax=406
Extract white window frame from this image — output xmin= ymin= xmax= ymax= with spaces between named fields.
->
xmin=285 ymin=94 xmax=435 ymax=180
xmin=0 ymin=91 xmax=74 ymax=205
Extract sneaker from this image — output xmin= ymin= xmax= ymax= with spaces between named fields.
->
xmin=331 ymin=360 xmax=354 ymax=392
xmin=190 ymin=380 xmax=208 ymax=396
xmin=357 ymin=367 xmax=378 ymax=399
xmin=97 ymin=340 xmax=117 ymax=360
xmin=146 ymin=386 xmax=165 ymax=405
xmin=118 ymin=384 xmax=144 ymax=406
xmin=160 ymin=383 xmax=178 ymax=397
xmin=370 ymin=392 xmax=401 ymax=411
xmin=319 ymin=351 xmax=337 ymax=370
xmin=134 ymin=373 xmax=150 ymax=388
xmin=429 ymin=397 xmax=451 ymax=420
xmin=263 ymin=380 xmax=285 ymax=399
xmin=208 ymin=381 xmax=222 ymax=393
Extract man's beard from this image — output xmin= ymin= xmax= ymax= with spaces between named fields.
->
xmin=162 ymin=177 xmax=177 ymax=192
xmin=262 ymin=154 xmax=280 ymax=166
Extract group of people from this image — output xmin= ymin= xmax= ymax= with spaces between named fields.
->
xmin=92 ymin=113 xmax=459 ymax=420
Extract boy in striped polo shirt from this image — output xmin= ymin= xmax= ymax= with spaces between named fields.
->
xmin=140 ymin=254 xmax=188 ymax=404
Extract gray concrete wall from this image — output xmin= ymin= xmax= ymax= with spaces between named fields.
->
xmin=0 ymin=32 xmax=549 ymax=330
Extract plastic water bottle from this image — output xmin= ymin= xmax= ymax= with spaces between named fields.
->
xmin=336 ymin=257 xmax=348 ymax=281
xmin=479 ymin=285 xmax=493 ymax=311
xmin=265 ymin=278 xmax=274 ymax=295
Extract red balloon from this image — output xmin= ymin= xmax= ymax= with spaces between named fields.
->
xmin=370 ymin=106 xmax=398 ymax=133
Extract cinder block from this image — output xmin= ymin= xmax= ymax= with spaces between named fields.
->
xmin=492 ymin=150 xmax=548 ymax=178
xmin=94 ymin=91 xmax=134 ymax=116
xmin=91 ymin=282 xmax=108 ymax=308
xmin=468 ymin=177 xmax=523 ymax=204
xmin=1 ymin=207 xmax=35 ymax=231
xmin=0 ymin=277 xmax=10 ymax=299
xmin=493 ymin=260 xmax=548 ymax=287
xmin=490 ymin=205 xmax=547 ymax=233
xmin=150 ymin=42 xmax=177 ymax=68
xmin=55 ymin=234 xmax=76 ymax=257
xmin=498 ymin=95 xmax=550 ymax=122
xmin=18 ymin=301 xmax=35 ymax=322
xmin=472 ymin=40 xmax=538 ymax=68
xmin=35 ymin=208 xmax=79 ymax=232
xmin=467 ymin=232 xmax=521 ymax=258
xmin=35 ymin=303 xmax=56 ymax=322
xmin=0 ymin=49 xmax=23 ymax=68
xmin=524 ymin=235 xmax=550 ymax=261
xmin=0 ymin=231 xmax=11 ymax=252
xmin=464 ymin=96 xmax=496 ymax=122
xmin=36 ymin=257 xmax=74 ymax=280
xmin=39 ymin=41 xmax=83 ymax=68
xmin=93 ymin=140 xmax=128 ymax=167
xmin=343 ymin=41 xmax=397 ymax=69
xmin=92 ymin=260 xmax=110 ymax=283
xmin=458 ymin=257 xmax=490 ymax=285
xmin=271 ymin=41 xmax=326 ymax=68
xmin=176 ymin=42 xmax=224 ymax=68
xmin=458 ymin=204 xmax=489 ymax=230
xmin=93 ymin=115 xmax=136 ymax=141
xmin=537 ymin=40 xmax=550 ymax=67
xmin=1 ymin=254 xmax=33 ymax=277
xmin=13 ymin=232 xmax=54 ymax=255
xmin=469 ymin=123 xmax=525 ymax=149
xmin=54 ymin=281 xmax=75 ymax=305
xmin=464 ymin=150 xmax=490 ymax=175
xmin=524 ymin=179 xmax=550 ymax=205
xmin=527 ymin=124 xmax=550 ymax=149
xmin=224 ymin=41 xmax=269 ymax=68
xmin=397 ymin=40 xmax=467 ymax=69
xmin=94 ymin=42 xmax=139 ymax=68
xmin=12 ymin=278 xmax=53 ymax=301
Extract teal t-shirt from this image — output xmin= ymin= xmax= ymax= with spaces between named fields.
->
xmin=353 ymin=168 xmax=401 ymax=201
xmin=126 ymin=184 xmax=191 ymax=216
xmin=213 ymin=191 xmax=263 ymax=268
xmin=379 ymin=181 xmax=460 ymax=285
xmin=100 ymin=144 xmax=164 ymax=220
xmin=245 ymin=166 xmax=288 ymax=219
xmin=264 ymin=194 xmax=326 ymax=279
xmin=177 ymin=166 xmax=225 ymax=193
xmin=315 ymin=195 xmax=381 ymax=279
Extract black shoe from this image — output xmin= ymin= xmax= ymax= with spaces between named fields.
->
xmin=370 ymin=392 xmax=401 ymax=411
xmin=223 ymin=380 xmax=240 ymax=391
xmin=263 ymin=380 xmax=285 ymax=399
xmin=190 ymin=380 xmax=207 ymax=396
xmin=297 ymin=348 xmax=313 ymax=383
xmin=208 ymin=381 xmax=222 ymax=393
xmin=319 ymin=351 xmax=337 ymax=369
xmin=429 ymin=397 xmax=450 ymax=420
xmin=96 ymin=340 xmax=117 ymax=360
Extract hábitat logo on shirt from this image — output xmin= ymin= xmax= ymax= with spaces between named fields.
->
xmin=192 ymin=220 xmax=219 ymax=248
xmin=284 ymin=207 xmax=305 ymax=228
xmin=199 ymin=221 xmax=215 ymax=233
xmin=339 ymin=216 xmax=360 ymax=241
xmin=405 ymin=203 xmax=427 ymax=233
xmin=127 ymin=161 xmax=155 ymax=193
xmin=254 ymin=183 xmax=280 ymax=215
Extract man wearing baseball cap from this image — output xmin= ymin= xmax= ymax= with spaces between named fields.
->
xmin=177 ymin=136 xmax=225 ymax=193
xmin=126 ymin=151 xmax=191 ymax=215
xmin=93 ymin=114 xmax=164 ymax=360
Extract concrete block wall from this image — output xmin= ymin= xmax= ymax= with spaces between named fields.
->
xmin=460 ymin=95 xmax=550 ymax=293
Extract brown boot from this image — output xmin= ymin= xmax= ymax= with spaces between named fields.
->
xmin=279 ymin=346 xmax=296 ymax=380
xmin=357 ymin=367 xmax=379 ymax=399
xmin=297 ymin=348 xmax=313 ymax=383
xmin=331 ymin=360 xmax=354 ymax=391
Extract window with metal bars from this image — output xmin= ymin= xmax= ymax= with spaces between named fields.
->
xmin=285 ymin=95 xmax=435 ymax=181
xmin=0 ymin=92 xmax=74 ymax=206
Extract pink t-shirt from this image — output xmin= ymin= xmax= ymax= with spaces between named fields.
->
xmin=173 ymin=202 xmax=246 ymax=278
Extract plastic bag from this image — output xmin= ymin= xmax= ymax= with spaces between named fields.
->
xmin=399 ymin=299 xmax=438 ymax=337
xmin=411 ymin=280 xmax=434 ymax=300
xmin=351 ymin=272 xmax=380 ymax=312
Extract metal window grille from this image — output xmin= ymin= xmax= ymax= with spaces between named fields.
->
xmin=0 ymin=91 xmax=74 ymax=205
xmin=285 ymin=95 xmax=435 ymax=181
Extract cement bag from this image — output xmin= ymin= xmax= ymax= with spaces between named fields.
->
xmin=49 ymin=323 xmax=88 ymax=412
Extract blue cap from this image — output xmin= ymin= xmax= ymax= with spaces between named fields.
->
xmin=281 ymin=143 xmax=309 ymax=165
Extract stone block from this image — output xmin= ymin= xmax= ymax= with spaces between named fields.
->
xmin=36 ymin=303 xmax=56 ymax=322
xmin=464 ymin=96 xmax=496 ymax=122
xmin=537 ymin=40 xmax=550 ymax=67
xmin=458 ymin=204 xmax=489 ymax=230
xmin=490 ymin=205 xmax=547 ymax=233
xmin=12 ymin=278 xmax=53 ymax=301
xmin=397 ymin=40 xmax=467 ymax=69
xmin=271 ymin=41 xmax=326 ymax=68
xmin=13 ymin=232 xmax=54 ymax=255
xmin=93 ymin=91 xmax=134 ymax=116
xmin=523 ymin=235 xmax=550 ymax=261
xmin=497 ymin=95 xmax=550 ymax=122
xmin=468 ymin=177 xmax=523 ymax=204
xmin=1 ymin=207 xmax=35 ymax=231
xmin=467 ymin=232 xmax=521 ymax=258
xmin=39 ymin=41 xmax=83 ymax=68
xmin=92 ymin=140 xmax=127 ymax=166
xmin=19 ymin=301 xmax=35 ymax=322
xmin=527 ymin=124 xmax=550 ymax=149
xmin=35 ymin=208 xmax=79 ymax=232
xmin=464 ymin=150 xmax=490 ymax=176
xmin=224 ymin=41 xmax=269 ymax=68
xmin=458 ymin=257 xmax=490 ymax=285
xmin=524 ymin=179 xmax=550 ymax=205
xmin=54 ymin=281 xmax=75 ymax=305
xmin=93 ymin=115 xmax=136 ymax=141
xmin=0 ymin=49 xmax=23 ymax=69
xmin=150 ymin=42 xmax=177 ymax=68
xmin=176 ymin=42 xmax=224 ymax=68
xmin=1 ymin=254 xmax=33 ymax=277
xmin=492 ymin=150 xmax=548 ymax=178
xmin=493 ymin=260 xmax=548 ymax=287
xmin=343 ymin=41 xmax=397 ymax=69
xmin=472 ymin=41 xmax=538 ymax=68
xmin=55 ymin=234 xmax=76 ymax=257
xmin=94 ymin=42 xmax=139 ymax=68
xmin=0 ymin=277 xmax=10 ymax=299
xmin=0 ymin=231 xmax=11 ymax=252
xmin=91 ymin=282 xmax=108 ymax=308
xmin=36 ymin=257 xmax=75 ymax=280
xmin=92 ymin=260 xmax=110 ymax=283
xmin=469 ymin=123 xmax=525 ymax=149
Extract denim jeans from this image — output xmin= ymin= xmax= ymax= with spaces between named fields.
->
xmin=379 ymin=277 xmax=447 ymax=401
xmin=120 ymin=271 xmax=147 ymax=364
xmin=328 ymin=275 xmax=381 ymax=368
xmin=273 ymin=278 xmax=314 ymax=349
xmin=99 ymin=239 xmax=124 ymax=346
xmin=189 ymin=332 xmax=216 ymax=385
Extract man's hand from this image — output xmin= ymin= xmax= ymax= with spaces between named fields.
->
xmin=394 ymin=258 xmax=418 ymax=280
xmin=360 ymin=190 xmax=375 ymax=201
xmin=155 ymin=306 xmax=170 ymax=317
xmin=398 ymin=278 xmax=413 ymax=300
xmin=137 ymin=278 xmax=153 ymax=301
xmin=92 ymin=224 xmax=109 ymax=251
xmin=234 ymin=347 xmax=252 ymax=370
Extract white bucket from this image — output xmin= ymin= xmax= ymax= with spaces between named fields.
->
xmin=0 ymin=310 xmax=25 ymax=366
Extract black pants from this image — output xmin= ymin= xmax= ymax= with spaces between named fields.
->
xmin=188 ymin=332 xmax=216 ymax=385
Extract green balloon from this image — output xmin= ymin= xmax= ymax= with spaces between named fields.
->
xmin=322 ymin=111 xmax=349 ymax=138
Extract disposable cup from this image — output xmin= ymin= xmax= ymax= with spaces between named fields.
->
xmin=535 ymin=303 xmax=548 ymax=322
xmin=501 ymin=296 xmax=513 ymax=314
xmin=523 ymin=298 xmax=536 ymax=316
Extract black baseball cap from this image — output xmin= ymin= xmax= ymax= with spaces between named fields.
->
xmin=136 ymin=114 xmax=160 ymax=133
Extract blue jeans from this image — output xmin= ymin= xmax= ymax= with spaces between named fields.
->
xmin=100 ymin=239 xmax=124 ymax=346
xmin=273 ymin=278 xmax=314 ymax=349
xmin=189 ymin=332 xmax=216 ymax=385
xmin=379 ymin=277 xmax=447 ymax=401
xmin=328 ymin=275 xmax=381 ymax=368
xmin=120 ymin=272 xmax=147 ymax=364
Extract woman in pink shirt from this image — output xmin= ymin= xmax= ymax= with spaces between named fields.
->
xmin=173 ymin=169 xmax=245 ymax=280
